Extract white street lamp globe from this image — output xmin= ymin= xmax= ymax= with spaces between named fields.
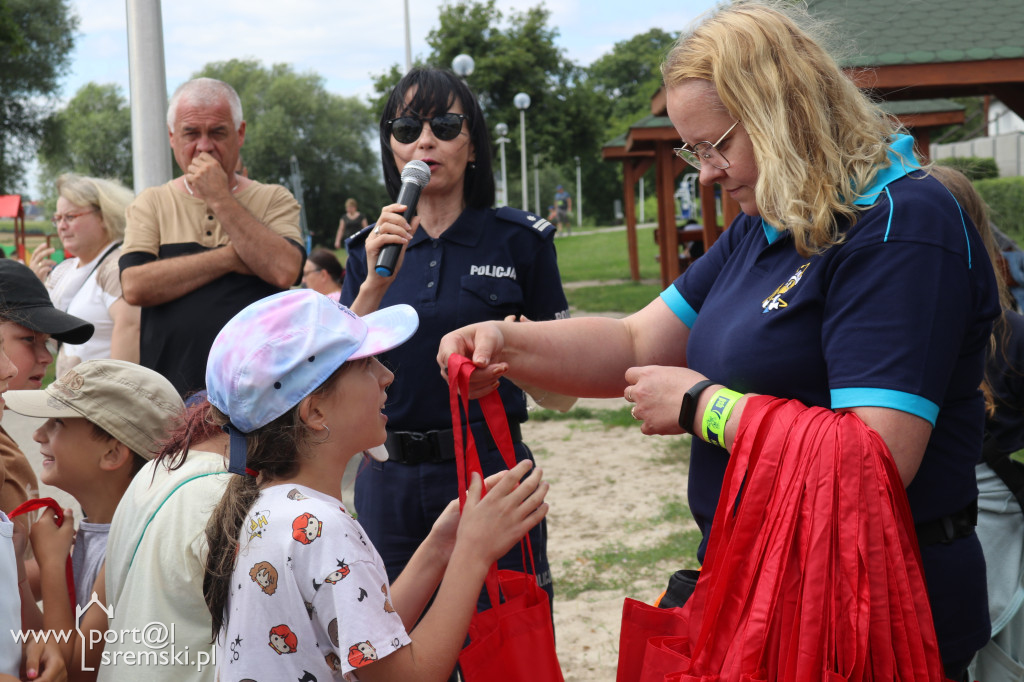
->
xmin=452 ymin=54 xmax=475 ymax=78
xmin=513 ymin=92 xmax=531 ymax=110
xmin=495 ymin=122 xmax=509 ymax=137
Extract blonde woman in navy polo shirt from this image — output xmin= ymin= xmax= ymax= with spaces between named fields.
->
xmin=439 ymin=4 xmax=998 ymax=680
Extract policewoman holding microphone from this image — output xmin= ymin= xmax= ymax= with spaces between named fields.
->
xmin=340 ymin=67 xmax=569 ymax=615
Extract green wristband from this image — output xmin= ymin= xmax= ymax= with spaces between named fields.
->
xmin=701 ymin=387 xmax=743 ymax=447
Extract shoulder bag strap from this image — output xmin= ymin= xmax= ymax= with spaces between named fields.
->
xmin=127 ymin=471 xmax=228 ymax=571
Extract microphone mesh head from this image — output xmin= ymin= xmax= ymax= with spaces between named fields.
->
xmin=400 ymin=159 xmax=431 ymax=188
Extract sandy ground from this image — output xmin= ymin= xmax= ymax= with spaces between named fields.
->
xmin=4 ymin=394 xmax=695 ymax=682
xmin=523 ymin=397 xmax=695 ymax=682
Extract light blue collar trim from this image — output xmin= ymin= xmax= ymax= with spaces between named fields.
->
xmin=853 ymin=134 xmax=919 ymax=206
xmin=758 ymin=135 xmax=919 ymax=245
xmin=759 ymin=134 xmax=919 ymax=245
xmin=761 ymin=220 xmax=783 ymax=245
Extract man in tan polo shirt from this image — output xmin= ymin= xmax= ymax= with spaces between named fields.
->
xmin=120 ymin=77 xmax=304 ymax=397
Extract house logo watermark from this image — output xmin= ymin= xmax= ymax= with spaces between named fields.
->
xmin=11 ymin=592 xmax=214 ymax=673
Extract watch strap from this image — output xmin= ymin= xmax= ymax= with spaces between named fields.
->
xmin=678 ymin=379 xmax=715 ymax=433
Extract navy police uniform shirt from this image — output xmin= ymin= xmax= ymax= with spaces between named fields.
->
xmin=661 ymin=136 xmax=999 ymax=661
xmin=342 ymin=206 xmax=569 ymax=432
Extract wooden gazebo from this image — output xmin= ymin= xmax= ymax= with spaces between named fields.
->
xmin=603 ymin=0 xmax=1024 ymax=288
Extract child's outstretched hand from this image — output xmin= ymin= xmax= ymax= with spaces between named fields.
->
xmin=429 ymin=469 xmax=532 ymax=564
xmin=30 ymin=508 xmax=75 ymax=570
xmin=458 ymin=459 xmax=549 ymax=566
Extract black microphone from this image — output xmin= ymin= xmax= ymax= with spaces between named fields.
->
xmin=375 ymin=160 xmax=431 ymax=277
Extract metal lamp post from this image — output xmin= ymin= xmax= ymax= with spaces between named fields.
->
xmin=513 ymin=92 xmax=531 ymax=211
xmin=533 ymin=153 xmax=541 ymax=216
xmin=403 ymin=0 xmax=412 ymax=72
xmin=495 ymin=123 xmax=510 ymax=208
xmin=575 ymin=155 xmax=582 ymax=229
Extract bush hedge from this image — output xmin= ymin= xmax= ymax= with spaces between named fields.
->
xmin=976 ymin=176 xmax=1024 ymax=244
xmin=935 ymin=156 xmax=1000 ymax=181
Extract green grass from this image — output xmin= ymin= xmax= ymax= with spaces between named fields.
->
xmin=555 ymin=493 xmax=702 ymax=600
xmin=529 ymin=405 xmax=639 ymax=428
xmin=566 ymin=282 xmax=663 ymax=314
xmin=651 ymin=435 xmax=692 ymax=469
xmin=554 ymin=226 xmax=660 ymax=283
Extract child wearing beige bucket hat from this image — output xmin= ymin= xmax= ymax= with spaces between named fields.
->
xmin=5 ymin=359 xmax=182 ymax=666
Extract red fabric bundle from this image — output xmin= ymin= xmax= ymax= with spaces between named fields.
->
xmin=448 ymin=354 xmax=564 ymax=682
xmin=618 ymin=396 xmax=949 ymax=682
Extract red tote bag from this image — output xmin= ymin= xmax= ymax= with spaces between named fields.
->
xmin=617 ymin=598 xmax=689 ymax=682
xmin=448 ymin=354 xmax=564 ymax=682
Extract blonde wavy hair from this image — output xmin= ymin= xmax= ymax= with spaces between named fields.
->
xmin=56 ymin=173 xmax=135 ymax=243
xmin=662 ymin=1 xmax=902 ymax=256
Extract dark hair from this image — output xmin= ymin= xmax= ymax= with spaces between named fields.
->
xmin=308 ymin=247 xmax=344 ymax=285
xmin=379 ymin=67 xmax=495 ymax=209
xmin=203 ymin=363 xmax=350 ymax=638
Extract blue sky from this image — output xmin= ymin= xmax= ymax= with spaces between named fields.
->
xmin=62 ymin=0 xmax=716 ymax=102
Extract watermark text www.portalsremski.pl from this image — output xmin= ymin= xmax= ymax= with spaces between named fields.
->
xmin=10 ymin=592 xmax=214 ymax=673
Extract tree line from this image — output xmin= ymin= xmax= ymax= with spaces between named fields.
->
xmin=5 ymin=0 xmax=677 ymax=245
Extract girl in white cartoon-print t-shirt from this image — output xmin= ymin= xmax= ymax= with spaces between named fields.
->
xmin=200 ymin=291 xmax=549 ymax=681
xmin=220 ymin=485 xmax=405 ymax=679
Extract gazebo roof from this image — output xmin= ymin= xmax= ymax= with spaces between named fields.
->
xmin=812 ymin=0 xmax=1024 ymax=68
xmin=806 ymin=0 xmax=1024 ymax=114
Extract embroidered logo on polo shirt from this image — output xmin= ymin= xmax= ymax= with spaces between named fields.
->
xmin=762 ymin=263 xmax=809 ymax=313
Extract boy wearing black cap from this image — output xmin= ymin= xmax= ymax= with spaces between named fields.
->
xmin=0 ymin=260 xmax=93 ymax=528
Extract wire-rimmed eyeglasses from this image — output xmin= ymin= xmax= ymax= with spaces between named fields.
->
xmin=674 ymin=120 xmax=740 ymax=171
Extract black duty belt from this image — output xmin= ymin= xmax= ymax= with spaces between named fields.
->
xmin=384 ymin=422 xmax=523 ymax=465
xmin=915 ymin=499 xmax=978 ymax=546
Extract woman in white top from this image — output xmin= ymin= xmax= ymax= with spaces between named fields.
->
xmin=29 ymin=173 xmax=140 ymax=375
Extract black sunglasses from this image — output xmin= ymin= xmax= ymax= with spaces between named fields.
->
xmin=386 ymin=113 xmax=468 ymax=144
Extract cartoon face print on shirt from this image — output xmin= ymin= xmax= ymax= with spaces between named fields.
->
xmin=325 ymin=652 xmax=341 ymax=671
xmin=325 ymin=559 xmax=350 ymax=584
xmin=268 ymin=624 xmax=298 ymax=655
xmin=347 ymin=641 xmax=378 ymax=668
xmin=762 ymin=263 xmax=810 ymax=313
xmin=248 ymin=561 xmax=279 ymax=595
xmin=287 ymin=488 xmax=308 ymax=501
xmin=292 ymin=512 xmax=322 ymax=545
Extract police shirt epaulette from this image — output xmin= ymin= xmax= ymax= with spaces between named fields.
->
xmin=346 ymin=224 xmax=375 ymax=248
xmin=495 ymin=206 xmax=556 ymax=238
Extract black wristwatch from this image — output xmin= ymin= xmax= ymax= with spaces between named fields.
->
xmin=678 ymin=379 xmax=715 ymax=433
